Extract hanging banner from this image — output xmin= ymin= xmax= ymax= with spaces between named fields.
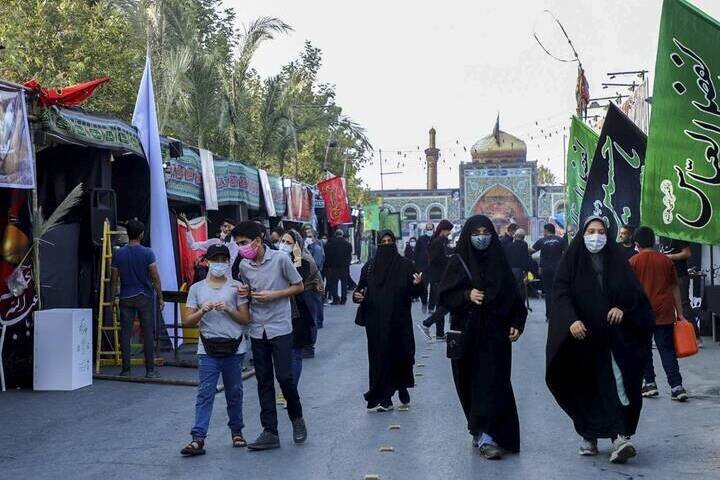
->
xmin=317 ymin=176 xmax=351 ymax=227
xmin=165 ymin=145 xmax=203 ymax=204
xmin=199 ymin=149 xmax=218 ymax=211
xmin=0 ymin=86 xmax=35 ymax=189
xmin=268 ymin=174 xmax=285 ymax=217
xmin=363 ymin=202 xmax=380 ymax=231
xmin=580 ymin=103 xmax=647 ymax=240
xmin=215 ymin=159 xmax=261 ymax=209
xmin=258 ymin=169 xmax=276 ymax=217
xmin=177 ymin=216 xmax=208 ymax=287
xmin=641 ymin=0 xmax=720 ymax=244
xmin=565 ymin=116 xmax=600 ymax=232
xmin=285 ymin=183 xmax=313 ymax=222
xmin=379 ymin=210 xmax=402 ymax=238
xmin=620 ymin=81 xmax=650 ymax=134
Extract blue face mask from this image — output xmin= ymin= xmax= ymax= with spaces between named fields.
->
xmin=208 ymin=262 xmax=229 ymax=278
xmin=470 ymin=234 xmax=492 ymax=251
xmin=278 ymin=243 xmax=294 ymax=255
xmin=424 ymin=230 xmax=433 ymax=237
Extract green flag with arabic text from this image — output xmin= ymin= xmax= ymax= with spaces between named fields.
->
xmin=641 ymin=0 xmax=720 ymax=244
xmin=565 ymin=116 xmax=599 ymax=232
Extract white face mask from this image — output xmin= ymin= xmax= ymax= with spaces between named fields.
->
xmin=208 ymin=262 xmax=229 ymax=278
xmin=584 ymin=233 xmax=607 ymax=253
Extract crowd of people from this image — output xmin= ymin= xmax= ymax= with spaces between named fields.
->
xmin=354 ymin=215 xmax=696 ymax=464
xmin=108 ymin=213 xmax=697 ymax=464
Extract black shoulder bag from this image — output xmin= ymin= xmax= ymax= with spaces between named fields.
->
xmin=446 ymin=254 xmax=474 ymax=360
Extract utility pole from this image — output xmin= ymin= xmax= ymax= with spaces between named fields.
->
xmin=379 ymin=149 xmax=384 ymax=191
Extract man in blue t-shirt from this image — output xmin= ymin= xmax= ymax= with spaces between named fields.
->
xmin=111 ymin=219 xmax=163 ymax=378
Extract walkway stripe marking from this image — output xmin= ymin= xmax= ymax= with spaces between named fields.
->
xmin=379 ymin=446 xmax=395 ymax=452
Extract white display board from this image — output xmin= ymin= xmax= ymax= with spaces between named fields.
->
xmin=33 ymin=309 xmax=92 ymax=391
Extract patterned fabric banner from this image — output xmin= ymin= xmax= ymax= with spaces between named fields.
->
xmin=580 ymin=103 xmax=647 ymax=240
xmin=641 ymin=0 xmax=720 ymax=244
xmin=565 ymin=116 xmax=599 ymax=231
xmin=317 ymin=176 xmax=351 ymax=227
xmin=214 ymin=159 xmax=260 ymax=209
xmin=39 ymin=106 xmax=144 ymax=157
xmin=165 ymin=146 xmax=203 ymax=204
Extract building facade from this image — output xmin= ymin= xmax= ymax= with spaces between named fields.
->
xmin=370 ymin=122 xmax=565 ymax=241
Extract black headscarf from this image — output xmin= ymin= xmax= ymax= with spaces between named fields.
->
xmin=440 ymin=215 xmax=522 ymax=319
xmin=370 ymin=229 xmax=400 ymax=288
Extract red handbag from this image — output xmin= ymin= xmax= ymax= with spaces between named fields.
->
xmin=673 ymin=319 xmax=699 ymax=358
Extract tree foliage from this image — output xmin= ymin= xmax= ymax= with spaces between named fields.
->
xmin=537 ymin=165 xmax=557 ymax=185
xmin=0 ymin=0 xmax=371 ymax=199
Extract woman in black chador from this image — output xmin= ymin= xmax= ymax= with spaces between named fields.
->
xmin=438 ymin=215 xmax=527 ymax=460
xmin=547 ymin=216 xmax=653 ymax=464
xmin=353 ymin=230 xmax=423 ymax=411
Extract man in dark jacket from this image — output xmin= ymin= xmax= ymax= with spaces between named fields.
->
xmin=505 ymin=229 xmax=536 ymax=304
xmin=414 ymin=223 xmax=434 ymax=313
xmin=500 ymin=223 xmax=518 ymax=251
xmin=421 ymin=219 xmax=454 ymax=339
xmin=324 ymin=230 xmax=353 ymax=305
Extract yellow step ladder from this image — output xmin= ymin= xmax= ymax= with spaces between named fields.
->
xmin=95 ymin=220 xmax=122 ymax=373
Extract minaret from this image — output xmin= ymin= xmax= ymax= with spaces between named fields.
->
xmin=425 ymin=127 xmax=439 ymax=190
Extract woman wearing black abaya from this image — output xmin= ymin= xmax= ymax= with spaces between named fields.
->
xmin=353 ymin=230 xmax=423 ymax=411
xmin=546 ymin=216 xmax=653 ymax=464
xmin=438 ymin=215 xmax=527 ymax=460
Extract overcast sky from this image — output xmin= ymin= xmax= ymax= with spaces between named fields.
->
xmin=225 ymin=0 xmax=720 ymax=191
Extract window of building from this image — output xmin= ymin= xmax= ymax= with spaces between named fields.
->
xmin=403 ymin=207 xmax=418 ymax=220
xmin=428 ymin=206 xmax=443 ymax=220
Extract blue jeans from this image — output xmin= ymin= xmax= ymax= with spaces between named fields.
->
xmin=191 ymin=353 xmax=245 ymax=440
xmin=312 ymin=291 xmax=324 ymax=328
xmin=292 ymin=348 xmax=303 ymax=386
xmin=644 ymin=324 xmax=682 ymax=388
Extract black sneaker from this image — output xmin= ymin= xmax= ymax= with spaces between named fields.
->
xmin=641 ymin=382 xmax=659 ymax=398
xmin=671 ymin=386 xmax=689 ymax=402
xmin=479 ymin=443 xmax=504 ymax=460
xmin=292 ymin=417 xmax=307 ymax=444
xmin=376 ymin=399 xmax=394 ymax=412
xmin=398 ymin=388 xmax=410 ymax=406
xmin=302 ymin=348 xmax=315 ymax=359
xmin=247 ymin=430 xmax=280 ymax=451
xmin=145 ymin=370 xmax=161 ymax=379
xmin=118 ymin=369 xmax=131 ymax=377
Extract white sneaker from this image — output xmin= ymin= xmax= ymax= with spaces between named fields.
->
xmin=578 ymin=438 xmax=598 ymax=456
xmin=609 ymin=436 xmax=636 ymax=464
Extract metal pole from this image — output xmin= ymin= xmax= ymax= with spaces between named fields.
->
xmin=562 ymin=134 xmax=567 ymax=185
xmin=711 ymin=246 xmax=715 ymax=287
xmin=379 ymin=149 xmax=384 ymax=191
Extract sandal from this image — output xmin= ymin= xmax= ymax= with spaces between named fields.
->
xmin=181 ymin=439 xmax=206 ymax=456
xmin=232 ymin=433 xmax=247 ymax=448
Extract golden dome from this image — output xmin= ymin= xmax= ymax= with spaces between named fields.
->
xmin=470 ymin=121 xmax=527 ymax=163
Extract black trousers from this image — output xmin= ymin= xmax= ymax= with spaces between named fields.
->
xmin=251 ymin=332 xmax=303 ymax=434
xmin=423 ymin=281 xmax=446 ymax=336
xmin=542 ymin=267 xmax=556 ymax=320
xmin=326 ymin=266 xmax=347 ymax=303
xmin=418 ymin=278 xmax=430 ymax=306
xmin=119 ymin=294 xmax=155 ymax=371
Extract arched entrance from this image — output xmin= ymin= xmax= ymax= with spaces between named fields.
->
xmin=471 ymin=184 xmax=529 ymax=233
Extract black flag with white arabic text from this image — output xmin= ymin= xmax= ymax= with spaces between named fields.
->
xmin=579 ymin=103 xmax=647 ymax=239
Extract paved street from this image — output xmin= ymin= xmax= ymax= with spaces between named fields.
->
xmin=2 ymin=272 xmax=720 ymax=479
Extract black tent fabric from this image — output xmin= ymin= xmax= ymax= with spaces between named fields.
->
xmin=580 ymin=103 xmax=647 ymax=239
xmin=39 ymin=223 xmax=80 ymax=309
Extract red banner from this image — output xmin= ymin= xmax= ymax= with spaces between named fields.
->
xmin=317 ymin=176 xmax=351 ymax=226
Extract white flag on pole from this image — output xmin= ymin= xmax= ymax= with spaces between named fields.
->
xmin=132 ymin=55 xmax=179 ymax=339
